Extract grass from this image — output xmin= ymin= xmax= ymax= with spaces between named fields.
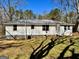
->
xmin=0 ymin=36 xmax=79 ymax=59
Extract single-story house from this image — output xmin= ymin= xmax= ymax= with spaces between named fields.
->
xmin=4 ymin=19 xmax=74 ymax=39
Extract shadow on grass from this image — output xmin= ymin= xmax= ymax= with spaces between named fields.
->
xmin=64 ymin=48 xmax=79 ymax=59
xmin=0 ymin=42 xmax=24 ymax=50
xmin=57 ymin=42 xmax=74 ymax=59
xmin=70 ymin=48 xmax=79 ymax=59
xmin=30 ymin=36 xmax=68 ymax=59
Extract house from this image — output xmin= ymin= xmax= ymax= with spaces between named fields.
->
xmin=4 ymin=19 xmax=74 ymax=39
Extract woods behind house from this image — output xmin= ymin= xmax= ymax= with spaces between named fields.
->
xmin=0 ymin=0 xmax=78 ymax=23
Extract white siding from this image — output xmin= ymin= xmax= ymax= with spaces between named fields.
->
xmin=5 ymin=25 xmax=57 ymax=36
xmin=6 ymin=26 xmax=26 ymax=35
xmin=5 ymin=25 xmax=73 ymax=36
xmin=78 ymin=3 xmax=79 ymax=13
xmin=77 ymin=25 xmax=79 ymax=32
xmin=59 ymin=26 xmax=65 ymax=35
xmin=60 ymin=26 xmax=73 ymax=36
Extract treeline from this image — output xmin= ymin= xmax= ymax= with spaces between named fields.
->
xmin=0 ymin=0 xmax=78 ymax=23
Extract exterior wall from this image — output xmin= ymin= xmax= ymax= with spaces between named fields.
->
xmin=60 ymin=26 xmax=73 ymax=36
xmin=31 ymin=26 xmax=56 ymax=35
xmin=78 ymin=1 xmax=79 ymax=13
xmin=77 ymin=25 xmax=79 ymax=32
xmin=5 ymin=25 xmax=73 ymax=36
xmin=6 ymin=26 xmax=25 ymax=35
xmin=5 ymin=25 xmax=57 ymax=36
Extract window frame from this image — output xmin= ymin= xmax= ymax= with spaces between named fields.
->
xmin=64 ymin=26 xmax=70 ymax=31
xmin=31 ymin=25 xmax=34 ymax=29
xmin=43 ymin=25 xmax=46 ymax=31
xmin=13 ymin=25 xmax=17 ymax=31
xmin=42 ymin=25 xmax=49 ymax=31
xmin=46 ymin=25 xmax=49 ymax=31
xmin=68 ymin=26 xmax=70 ymax=30
xmin=64 ymin=26 xmax=67 ymax=31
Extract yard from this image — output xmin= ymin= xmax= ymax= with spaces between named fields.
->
xmin=0 ymin=36 xmax=79 ymax=59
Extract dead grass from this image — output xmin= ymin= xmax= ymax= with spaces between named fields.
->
xmin=0 ymin=36 xmax=79 ymax=59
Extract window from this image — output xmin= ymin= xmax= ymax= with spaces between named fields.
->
xmin=46 ymin=25 xmax=49 ymax=31
xmin=64 ymin=26 xmax=66 ymax=31
xmin=31 ymin=25 xmax=34 ymax=29
xmin=42 ymin=25 xmax=49 ymax=31
xmin=64 ymin=26 xmax=70 ymax=31
xmin=68 ymin=26 xmax=70 ymax=30
xmin=43 ymin=25 xmax=45 ymax=30
xmin=13 ymin=25 xmax=17 ymax=31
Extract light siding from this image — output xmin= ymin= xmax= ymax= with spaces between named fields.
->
xmin=5 ymin=25 xmax=57 ymax=36
xmin=60 ymin=26 xmax=73 ymax=36
xmin=5 ymin=25 xmax=73 ymax=36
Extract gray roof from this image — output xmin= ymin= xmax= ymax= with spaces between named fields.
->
xmin=4 ymin=19 xmax=75 ymax=26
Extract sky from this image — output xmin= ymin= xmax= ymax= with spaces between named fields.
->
xmin=17 ymin=0 xmax=60 ymax=15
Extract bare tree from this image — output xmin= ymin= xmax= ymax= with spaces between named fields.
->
xmin=0 ymin=0 xmax=27 ymax=22
xmin=53 ymin=0 xmax=79 ymax=32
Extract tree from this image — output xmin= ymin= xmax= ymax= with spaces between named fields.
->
xmin=47 ymin=8 xmax=61 ymax=21
xmin=23 ymin=10 xmax=35 ymax=19
xmin=15 ymin=10 xmax=20 ymax=19
xmin=0 ymin=0 xmax=27 ymax=22
xmin=53 ymin=0 xmax=79 ymax=32
xmin=53 ymin=0 xmax=77 ymax=23
xmin=67 ymin=11 xmax=76 ymax=23
xmin=38 ymin=15 xmax=42 ymax=19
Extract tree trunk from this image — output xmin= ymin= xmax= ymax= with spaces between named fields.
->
xmin=73 ymin=18 xmax=79 ymax=32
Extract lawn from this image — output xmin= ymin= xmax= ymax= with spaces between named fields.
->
xmin=0 ymin=36 xmax=79 ymax=59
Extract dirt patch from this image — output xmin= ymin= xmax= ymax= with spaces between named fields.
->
xmin=72 ymin=32 xmax=79 ymax=36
